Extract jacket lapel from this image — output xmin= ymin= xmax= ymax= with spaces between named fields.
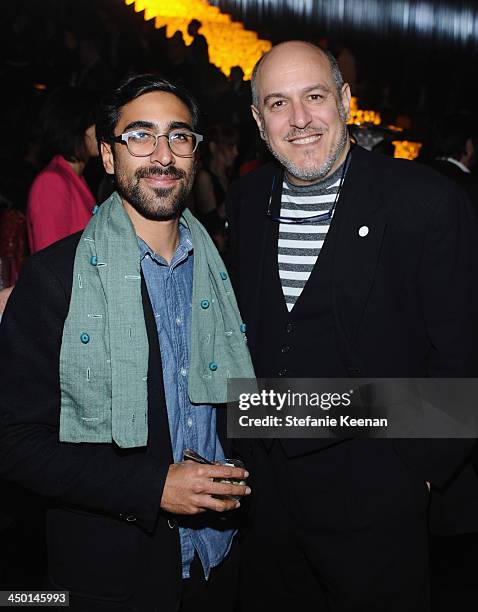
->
xmin=332 ymin=146 xmax=388 ymax=353
xmin=141 ymin=275 xmax=174 ymax=461
xmin=239 ymin=165 xmax=283 ymax=347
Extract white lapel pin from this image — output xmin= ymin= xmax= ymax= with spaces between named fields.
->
xmin=358 ymin=226 xmax=369 ymax=237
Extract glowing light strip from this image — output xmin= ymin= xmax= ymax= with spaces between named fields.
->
xmin=125 ymin=0 xmax=271 ymax=79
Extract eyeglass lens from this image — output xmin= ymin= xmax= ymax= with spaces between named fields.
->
xmin=126 ymin=131 xmax=197 ymax=157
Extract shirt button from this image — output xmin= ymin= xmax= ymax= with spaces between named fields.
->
xmin=176 ymin=317 xmax=182 ymax=326
xmin=80 ymin=332 xmax=90 ymax=344
xmin=240 ymin=323 xmax=247 ymax=333
xmin=209 ymin=362 xmax=218 ymax=371
xmin=180 ymin=367 xmax=187 ymax=377
xmin=220 ymin=271 xmax=228 ymax=280
xmin=201 ymin=299 xmax=210 ymax=309
xmin=187 ymin=417 xmax=193 ymax=427
xmin=92 ymin=205 xmax=99 ymax=215
xmin=281 ymin=345 xmax=291 ymax=353
xmin=90 ymin=255 xmax=98 ymax=266
xmin=278 ymin=368 xmax=288 ymax=377
xmin=285 ymin=323 xmax=293 ymax=333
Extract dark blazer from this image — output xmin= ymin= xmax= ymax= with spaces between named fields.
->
xmin=227 ymin=145 xmax=478 ymax=533
xmin=0 ymin=232 xmax=230 ymax=608
xmin=428 ymin=158 xmax=478 ymax=220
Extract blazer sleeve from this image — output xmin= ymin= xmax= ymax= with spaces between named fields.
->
xmin=420 ymin=183 xmax=478 ymax=375
xmin=393 ymin=183 xmax=478 ymax=487
xmin=0 ymin=254 xmax=168 ymax=533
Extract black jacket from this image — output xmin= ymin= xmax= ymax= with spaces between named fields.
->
xmin=227 ymin=145 xmax=478 ymax=533
xmin=0 ymin=232 xmax=230 ymax=608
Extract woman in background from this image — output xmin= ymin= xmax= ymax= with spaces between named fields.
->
xmin=193 ymin=123 xmax=238 ymax=255
xmin=27 ymin=86 xmax=98 ymax=253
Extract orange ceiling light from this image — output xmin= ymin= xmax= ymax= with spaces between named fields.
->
xmin=124 ymin=0 xmax=271 ymax=79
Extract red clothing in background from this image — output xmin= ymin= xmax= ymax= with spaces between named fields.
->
xmin=27 ymin=155 xmax=94 ymax=253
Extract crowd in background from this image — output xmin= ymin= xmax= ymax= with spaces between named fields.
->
xmin=2 ymin=0 xmax=478 ymax=289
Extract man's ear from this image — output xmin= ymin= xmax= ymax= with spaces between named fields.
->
xmin=251 ymin=105 xmax=265 ymax=140
xmin=100 ymin=142 xmax=115 ymax=175
xmin=340 ymin=83 xmax=351 ymax=121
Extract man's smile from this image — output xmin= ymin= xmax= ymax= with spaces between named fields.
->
xmin=287 ymin=133 xmax=323 ymax=145
xmin=142 ymin=175 xmax=180 ymax=188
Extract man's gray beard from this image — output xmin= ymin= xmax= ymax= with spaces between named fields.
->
xmin=264 ymin=120 xmax=349 ymax=183
xmin=115 ymin=171 xmax=194 ymax=222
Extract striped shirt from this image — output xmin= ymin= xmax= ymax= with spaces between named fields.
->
xmin=278 ymin=163 xmax=345 ymax=311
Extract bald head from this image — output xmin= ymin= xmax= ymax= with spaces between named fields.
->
xmin=251 ymin=41 xmax=344 ymax=109
xmin=249 ymin=39 xmax=351 ymax=185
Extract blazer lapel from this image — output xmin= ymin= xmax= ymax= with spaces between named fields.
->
xmin=141 ymin=275 xmax=174 ymax=460
xmin=332 ymin=147 xmax=388 ymax=349
xmin=239 ymin=165 xmax=283 ymax=347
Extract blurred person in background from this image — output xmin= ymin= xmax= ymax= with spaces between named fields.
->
xmin=193 ymin=123 xmax=238 ymax=255
xmin=187 ymin=19 xmax=209 ymax=67
xmin=75 ymin=36 xmax=113 ymax=93
xmin=0 ymin=90 xmax=40 ymax=303
xmin=27 ymin=86 xmax=98 ymax=253
xmin=426 ymin=112 xmax=478 ymax=215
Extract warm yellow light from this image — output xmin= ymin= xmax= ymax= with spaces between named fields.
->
xmin=125 ymin=0 xmax=271 ymax=80
xmin=347 ymin=109 xmax=381 ymax=126
xmin=347 ymin=97 xmax=381 ymax=126
xmin=392 ymin=141 xmax=422 ymax=160
xmin=348 ymin=98 xmax=420 ymax=160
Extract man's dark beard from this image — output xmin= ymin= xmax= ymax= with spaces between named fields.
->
xmin=116 ymin=166 xmax=193 ymax=221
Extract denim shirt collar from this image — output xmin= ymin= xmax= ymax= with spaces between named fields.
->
xmin=137 ymin=224 xmax=194 ymax=269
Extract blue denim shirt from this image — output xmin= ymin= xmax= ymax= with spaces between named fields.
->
xmin=138 ymin=226 xmax=234 ymax=579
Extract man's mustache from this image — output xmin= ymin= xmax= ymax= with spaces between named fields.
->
xmin=135 ymin=167 xmax=187 ymax=180
xmin=284 ymin=127 xmax=326 ymax=140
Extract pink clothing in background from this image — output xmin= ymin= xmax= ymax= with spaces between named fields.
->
xmin=27 ymin=155 xmax=95 ymax=253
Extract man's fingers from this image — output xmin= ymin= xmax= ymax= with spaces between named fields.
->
xmin=198 ymin=464 xmax=249 ymax=480
xmin=195 ymin=495 xmax=241 ymax=513
xmin=208 ymin=482 xmax=251 ymax=498
xmin=161 ymin=461 xmax=250 ymax=515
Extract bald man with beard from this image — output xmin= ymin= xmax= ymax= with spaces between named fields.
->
xmin=226 ymin=41 xmax=478 ymax=612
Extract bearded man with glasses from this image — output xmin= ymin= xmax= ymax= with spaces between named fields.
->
xmin=0 ymin=74 xmax=254 ymax=611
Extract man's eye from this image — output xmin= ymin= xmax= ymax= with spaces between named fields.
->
xmin=170 ymin=132 xmax=191 ymax=142
xmin=270 ymin=100 xmax=285 ymax=109
xmin=309 ymin=94 xmax=325 ymax=101
xmin=130 ymin=131 xmax=153 ymax=142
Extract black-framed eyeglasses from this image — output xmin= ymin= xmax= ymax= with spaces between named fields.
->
xmin=267 ymin=148 xmax=352 ymax=224
xmin=113 ymin=129 xmax=204 ymax=158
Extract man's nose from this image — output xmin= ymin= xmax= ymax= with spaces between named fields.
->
xmin=150 ymin=135 xmax=174 ymax=166
xmin=289 ymin=100 xmax=312 ymax=129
